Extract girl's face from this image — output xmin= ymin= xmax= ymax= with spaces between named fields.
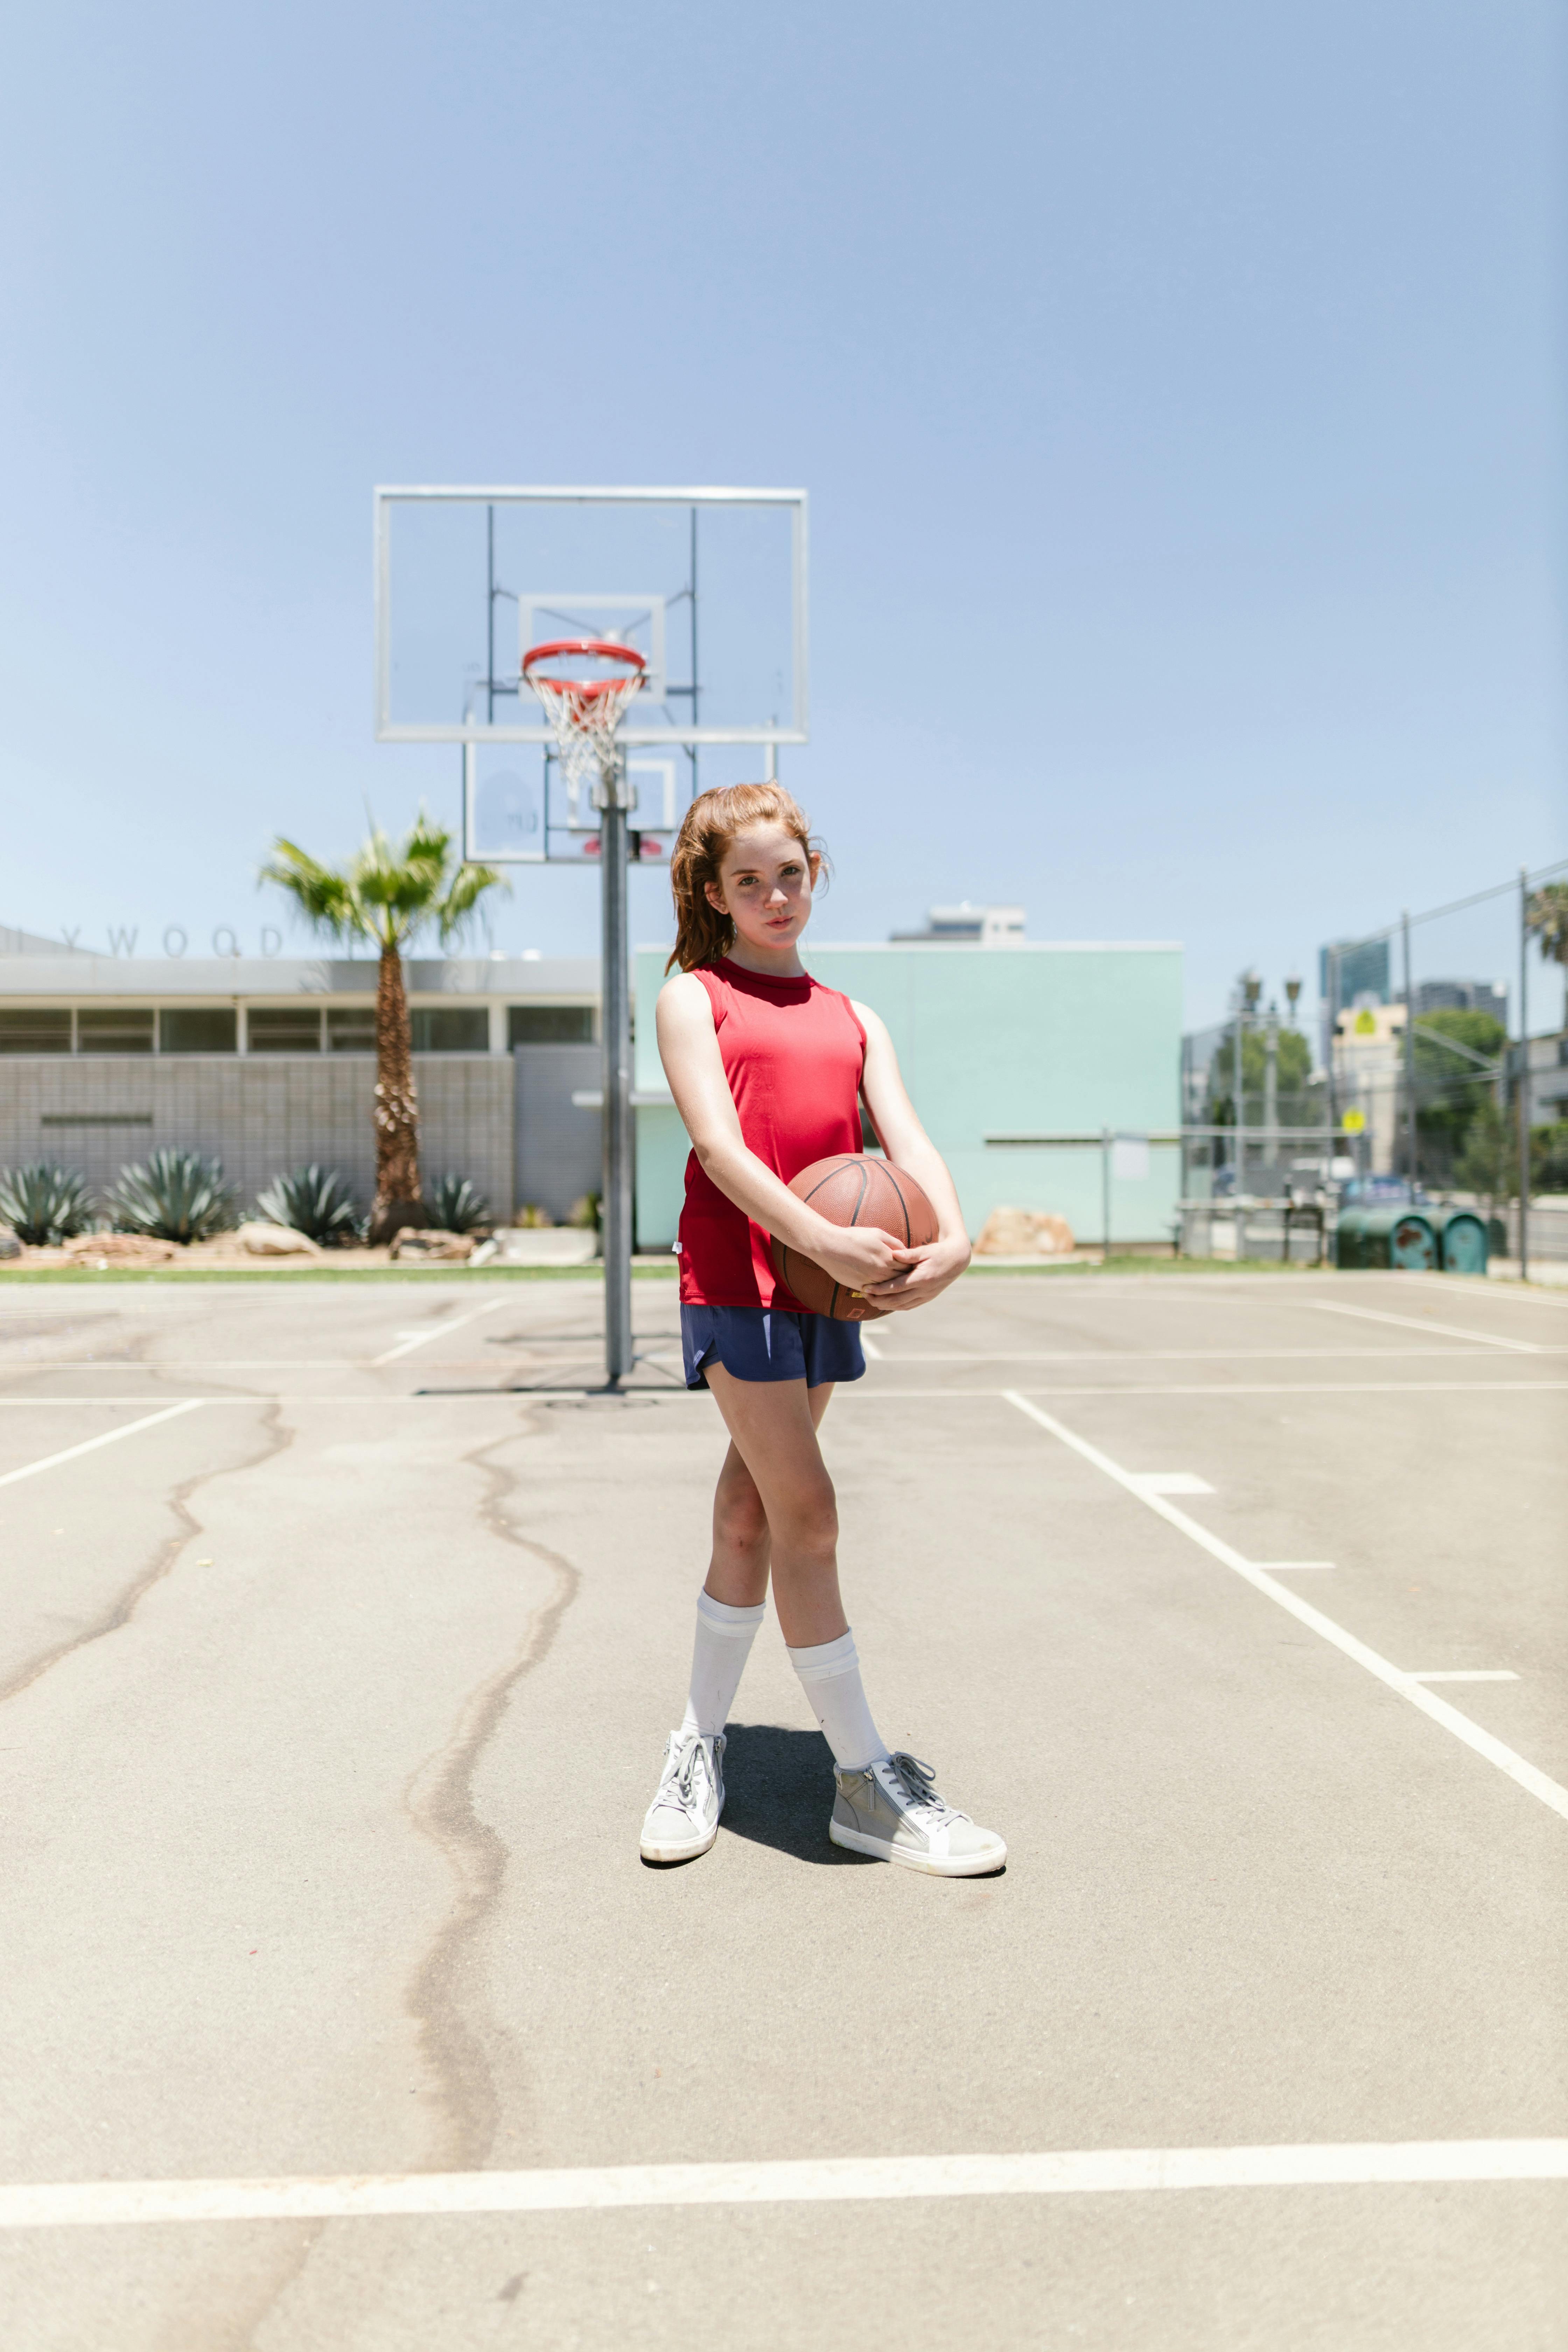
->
xmin=705 ymin=820 xmax=817 ymax=954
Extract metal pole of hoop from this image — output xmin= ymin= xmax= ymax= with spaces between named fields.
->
xmin=523 ymin=640 xmax=645 ymax=1390
xmin=597 ymin=748 xmax=634 ymax=1384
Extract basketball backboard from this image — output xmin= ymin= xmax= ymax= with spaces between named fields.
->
xmin=464 ymin=749 xmax=680 ymax=866
xmin=373 ymin=485 xmax=807 ymax=748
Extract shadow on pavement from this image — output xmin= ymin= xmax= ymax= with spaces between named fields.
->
xmin=718 ymin=1723 xmax=874 ymax=1865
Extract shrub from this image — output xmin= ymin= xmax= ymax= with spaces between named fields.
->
xmin=566 ymin=1191 xmax=602 ymax=1231
xmin=1533 ymin=1121 xmax=1568 ymax=1196
xmin=108 ymin=1149 xmax=239 ymax=1243
xmin=425 ymin=1172 xmax=491 ymax=1234
xmin=0 ymin=1162 xmax=94 ymax=1246
xmin=255 ymin=1164 xmax=364 ymax=1245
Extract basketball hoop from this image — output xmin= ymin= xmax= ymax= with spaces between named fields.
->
xmin=522 ymin=638 xmax=647 ymax=812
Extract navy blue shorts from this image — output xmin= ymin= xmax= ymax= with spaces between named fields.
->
xmin=680 ymin=1303 xmax=866 ymax=1392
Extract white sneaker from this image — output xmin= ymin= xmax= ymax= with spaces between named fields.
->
xmin=829 ymin=1751 xmax=1006 ymax=1877
xmin=639 ymin=1729 xmax=726 ymax=1863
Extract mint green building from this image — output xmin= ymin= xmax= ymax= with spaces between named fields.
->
xmin=633 ymin=940 xmax=1182 ymax=1250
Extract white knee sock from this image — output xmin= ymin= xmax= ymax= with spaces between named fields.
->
xmin=787 ymin=1630 xmax=889 ymax=1773
xmin=679 ymin=1590 xmax=766 ymax=1738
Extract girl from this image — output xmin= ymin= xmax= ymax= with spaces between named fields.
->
xmin=641 ymin=783 xmax=1006 ymax=1877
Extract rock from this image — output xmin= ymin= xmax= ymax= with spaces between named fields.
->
xmin=236 ymin=1221 xmax=323 ymax=1258
xmin=0 ymin=1228 xmax=21 ymax=1260
xmin=62 ymin=1232 xmax=179 ymax=1265
xmin=368 ymin=1198 xmax=428 ymax=1245
xmin=390 ymin=1228 xmax=474 ymax=1263
xmin=973 ymin=1208 xmax=1077 ymax=1258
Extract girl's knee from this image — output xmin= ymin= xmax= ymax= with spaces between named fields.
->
xmin=782 ymin=1476 xmax=837 ymax=1556
xmin=715 ymin=1477 xmax=770 ymax=1553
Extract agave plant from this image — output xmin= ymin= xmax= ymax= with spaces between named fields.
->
xmin=0 ymin=1162 xmax=94 ymax=1246
xmin=108 ymin=1149 xmax=238 ymax=1244
xmin=255 ymin=1163 xmax=364 ymax=1245
xmin=424 ymin=1172 xmax=491 ymax=1234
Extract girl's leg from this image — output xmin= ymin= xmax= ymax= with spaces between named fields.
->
xmin=677 ymin=1383 xmax=838 ymax=1744
xmin=701 ymin=1368 xmax=845 ymax=1645
xmin=703 ymin=1367 xmax=886 ymax=1773
xmin=703 ymin=1380 xmax=837 ymax=1611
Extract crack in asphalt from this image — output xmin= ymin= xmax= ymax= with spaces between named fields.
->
xmin=0 ymin=1401 xmax=289 ymax=1710
xmin=400 ymin=1424 xmax=581 ymax=2173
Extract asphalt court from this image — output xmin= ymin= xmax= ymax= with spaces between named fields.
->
xmin=0 ymin=1268 xmax=1562 ymax=2348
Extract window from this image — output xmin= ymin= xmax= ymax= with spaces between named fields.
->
xmin=77 ymin=1007 xmax=155 ymax=1055
xmin=508 ymin=1004 xmax=595 ymax=1046
xmin=247 ymin=1006 xmax=323 ymax=1053
xmin=327 ymin=1008 xmax=377 ymax=1053
xmin=411 ymin=1007 xmax=489 ymax=1052
xmin=0 ymin=1009 xmax=71 ymax=1054
xmin=159 ymin=1008 xmax=237 ymax=1054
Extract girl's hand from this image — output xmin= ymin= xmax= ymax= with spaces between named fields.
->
xmin=807 ymin=1221 xmax=921 ymax=1301
xmin=859 ymin=1233 xmax=971 ymax=1312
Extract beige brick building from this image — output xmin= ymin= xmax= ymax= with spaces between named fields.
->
xmin=0 ymin=940 xmax=601 ymax=1221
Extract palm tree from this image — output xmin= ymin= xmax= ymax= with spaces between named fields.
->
xmin=261 ymin=815 xmax=505 ymax=1238
xmin=1526 ymin=881 xmax=1568 ymax=967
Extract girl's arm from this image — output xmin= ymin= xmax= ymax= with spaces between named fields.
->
xmin=852 ymin=1000 xmax=972 ymax=1310
xmin=657 ymin=975 xmax=918 ymax=1297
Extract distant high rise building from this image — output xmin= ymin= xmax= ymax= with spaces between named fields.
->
xmin=1413 ymin=978 xmax=1508 ymax=1025
xmin=1319 ymin=938 xmax=1390 ymax=1010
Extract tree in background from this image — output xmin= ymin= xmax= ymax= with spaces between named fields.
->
xmin=1533 ymin=1122 xmax=1568 ymax=1195
xmin=261 ymin=817 xmax=505 ymax=1239
xmin=1525 ymin=880 xmax=1568 ymax=967
xmin=1412 ymin=1008 xmax=1506 ymax=1181
xmin=1204 ymin=1025 xmax=1314 ymax=1129
xmin=1454 ymin=1098 xmax=1512 ymax=1202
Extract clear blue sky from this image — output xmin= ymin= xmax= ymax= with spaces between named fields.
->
xmin=1 ymin=1 xmax=1562 ymax=1029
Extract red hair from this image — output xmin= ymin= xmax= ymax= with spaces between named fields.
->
xmin=665 ymin=784 xmax=826 ymax=973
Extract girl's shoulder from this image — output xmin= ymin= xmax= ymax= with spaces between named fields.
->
xmin=659 ymin=965 xmax=726 ymax=1028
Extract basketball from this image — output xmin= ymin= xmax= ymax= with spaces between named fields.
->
xmin=770 ymin=1154 xmax=939 ymax=1321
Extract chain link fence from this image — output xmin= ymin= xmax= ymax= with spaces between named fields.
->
xmin=1181 ymin=858 xmax=1568 ymax=1269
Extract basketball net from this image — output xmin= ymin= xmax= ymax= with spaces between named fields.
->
xmin=521 ymin=639 xmax=647 ymax=819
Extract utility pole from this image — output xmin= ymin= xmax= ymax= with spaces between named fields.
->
xmin=1325 ymin=945 xmax=1339 ymax=1148
xmin=1402 ymin=909 xmax=1416 ymax=1188
xmin=1519 ymin=867 xmax=1530 ymax=1283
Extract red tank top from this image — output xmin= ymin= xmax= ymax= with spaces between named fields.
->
xmin=676 ymin=957 xmax=868 ymax=1309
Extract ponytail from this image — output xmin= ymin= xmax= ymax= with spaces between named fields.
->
xmin=665 ymin=784 xmax=826 ymax=973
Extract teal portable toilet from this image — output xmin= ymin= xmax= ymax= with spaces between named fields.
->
xmin=1384 ymin=1209 xmax=1440 ymax=1269
xmin=1339 ymin=1206 xmax=1440 ymax=1269
xmin=1438 ymin=1209 xmax=1489 ymax=1275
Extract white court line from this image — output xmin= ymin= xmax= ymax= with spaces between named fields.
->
xmin=370 ymin=1299 xmax=507 ymax=1365
xmin=1311 ymin=1301 xmax=1541 ymax=1353
xmin=847 ymin=1381 xmax=1568 ymax=1399
xmin=1395 ymin=1273 xmax=1568 ymax=1310
xmin=846 ymin=1346 xmax=1563 ymax=1364
xmin=1002 ymin=1392 xmax=1568 ymax=1825
xmin=1410 ymin=1671 xmax=1520 ymax=1684
xmin=0 ymin=2141 xmax=1562 ymax=2228
xmin=859 ymin=1333 xmax=884 ymax=1359
xmin=0 ymin=1400 xmax=204 ymax=1490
